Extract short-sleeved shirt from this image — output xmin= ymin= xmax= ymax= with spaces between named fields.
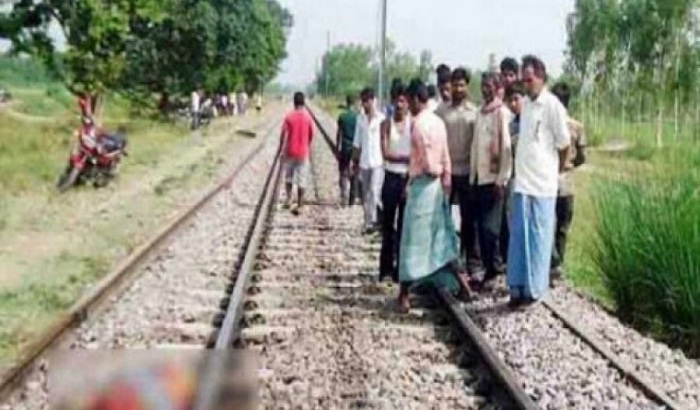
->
xmin=353 ymin=111 xmax=385 ymax=170
xmin=337 ymin=110 xmax=358 ymax=155
xmin=409 ymin=109 xmax=452 ymax=188
xmin=514 ymin=89 xmax=571 ymax=198
xmin=283 ymin=109 xmax=314 ymax=160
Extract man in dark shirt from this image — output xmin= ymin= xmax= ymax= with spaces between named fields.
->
xmin=337 ymin=94 xmax=360 ymax=206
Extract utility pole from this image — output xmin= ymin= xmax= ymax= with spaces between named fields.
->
xmin=325 ymin=31 xmax=331 ymax=96
xmin=378 ymin=0 xmax=387 ymax=109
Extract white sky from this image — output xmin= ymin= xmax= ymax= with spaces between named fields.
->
xmin=276 ymin=0 xmax=576 ymax=86
xmin=2 ymin=1 xmax=576 ymax=87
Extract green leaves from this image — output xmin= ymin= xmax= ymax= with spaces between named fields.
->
xmin=0 ymin=0 xmax=292 ymax=104
xmin=315 ymin=39 xmax=432 ymax=98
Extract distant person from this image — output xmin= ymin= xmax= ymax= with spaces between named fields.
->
xmin=397 ymin=78 xmax=472 ymax=312
xmin=190 ymin=88 xmax=201 ymax=130
xmin=427 ymin=84 xmax=439 ymax=112
xmin=221 ymin=93 xmax=229 ymax=116
xmin=336 ymin=94 xmax=360 ymax=206
xmin=353 ymin=87 xmax=385 ymax=233
xmin=435 ymin=68 xmax=479 ymax=273
xmin=436 ymin=63 xmax=452 ymax=105
xmin=280 ymin=92 xmax=314 ymax=215
xmin=550 ymin=81 xmax=586 ymax=283
xmin=470 ymin=72 xmax=512 ymax=288
xmin=237 ymin=91 xmax=248 ymax=116
xmin=507 ymin=55 xmax=570 ymax=308
xmin=379 ymin=80 xmax=411 ymax=283
xmin=256 ymin=94 xmax=263 ymax=112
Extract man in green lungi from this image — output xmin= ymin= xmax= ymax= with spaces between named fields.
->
xmin=397 ymin=78 xmax=472 ymax=312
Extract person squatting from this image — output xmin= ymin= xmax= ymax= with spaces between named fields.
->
xmin=339 ymin=55 xmax=586 ymax=311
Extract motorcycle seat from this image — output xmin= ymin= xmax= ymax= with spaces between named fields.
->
xmin=103 ymin=134 xmax=126 ymax=153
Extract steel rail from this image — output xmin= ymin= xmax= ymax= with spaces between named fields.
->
xmin=309 ymin=105 xmax=537 ymax=410
xmin=437 ymin=289 xmax=539 ymax=410
xmin=542 ymin=298 xmax=681 ymax=410
xmin=0 ymin=116 xmax=281 ymax=402
xmin=193 ymin=104 xmax=337 ymax=410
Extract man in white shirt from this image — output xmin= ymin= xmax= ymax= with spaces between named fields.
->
xmin=353 ymin=87 xmax=385 ymax=233
xmin=507 ymin=55 xmax=571 ymax=308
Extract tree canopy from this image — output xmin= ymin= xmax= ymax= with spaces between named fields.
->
xmin=0 ymin=0 xmax=292 ymax=107
xmin=315 ymin=39 xmax=433 ymax=99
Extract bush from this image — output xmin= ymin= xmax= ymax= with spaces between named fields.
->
xmin=592 ymin=159 xmax=700 ymax=354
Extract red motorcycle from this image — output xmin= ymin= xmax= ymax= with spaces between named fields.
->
xmin=57 ymin=117 xmax=128 ymax=192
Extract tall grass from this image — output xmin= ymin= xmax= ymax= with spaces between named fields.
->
xmin=592 ymin=149 xmax=700 ymax=355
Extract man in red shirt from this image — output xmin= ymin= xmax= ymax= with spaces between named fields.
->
xmin=280 ymin=92 xmax=314 ymax=214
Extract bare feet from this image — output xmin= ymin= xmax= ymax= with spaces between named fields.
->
xmin=455 ymin=272 xmax=475 ymax=301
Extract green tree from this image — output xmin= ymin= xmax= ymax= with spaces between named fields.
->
xmin=124 ymin=0 xmax=291 ymax=103
xmin=0 ymin=0 xmax=163 ymax=112
xmin=316 ymin=43 xmax=373 ymax=97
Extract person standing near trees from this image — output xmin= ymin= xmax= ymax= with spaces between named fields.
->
xmin=280 ymin=92 xmax=314 ymax=215
xmin=507 ymin=56 xmax=570 ymax=307
xmin=379 ymin=80 xmax=411 ymax=283
xmin=550 ymin=81 xmax=586 ymax=283
xmin=436 ymin=68 xmax=479 ymax=274
xmin=353 ymin=88 xmax=385 ymax=234
xmin=470 ymin=72 xmax=512 ymax=288
xmin=336 ymin=94 xmax=359 ymax=206
xmin=190 ymin=87 xmax=201 ymax=130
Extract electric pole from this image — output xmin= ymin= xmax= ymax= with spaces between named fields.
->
xmin=378 ymin=0 xmax=387 ymax=109
xmin=325 ymin=31 xmax=331 ymax=96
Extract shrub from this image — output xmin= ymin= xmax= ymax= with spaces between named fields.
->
xmin=592 ymin=158 xmax=700 ymax=354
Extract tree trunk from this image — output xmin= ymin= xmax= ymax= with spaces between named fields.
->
xmin=91 ymin=94 xmax=105 ymax=122
xmin=696 ymin=85 xmax=699 ymax=144
xmin=674 ymin=89 xmax=679 ymax=142
xmin=656 ymin=105 xmax=664 ymax=148
xmin=621 ymin=91 xmax=626 ymax=140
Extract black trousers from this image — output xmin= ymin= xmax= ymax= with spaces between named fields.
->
xmin=474 ymin=184 xmax=504 ymax=276
xmin=452 ymin=175 xmax=479 ymax=268
xmin=338 ymin=152 xmax=361 ymax=206
xmin=380 ymin=171 xmax=408 ymax=280
xmin=498 ymin=180 xmax=513 ymax=265
xmin=552 ymin=195 xmax=574 ymax=269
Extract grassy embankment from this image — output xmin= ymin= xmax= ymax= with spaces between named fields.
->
xmin=0 ymin=57 xmax=268 ymax=365
xmin=566 ymin=111 xmax=700 ymax=355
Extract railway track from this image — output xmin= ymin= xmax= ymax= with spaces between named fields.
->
xmin=1 ymin=104 xmax=697 ymax=409
xmin=192 ymin=107 xmax=526 ymax=409
xmin=0 ymin=111 xmax=284 ymax=408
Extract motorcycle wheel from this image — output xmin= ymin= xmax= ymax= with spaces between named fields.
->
xmin=57 ymin=167 xmax=81 ymax=193
xmin=93 ymin=172 xmax=110 ymax=188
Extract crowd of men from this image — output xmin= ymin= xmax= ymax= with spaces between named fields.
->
xmin=279 ymin=54 xmax=586 ymax=312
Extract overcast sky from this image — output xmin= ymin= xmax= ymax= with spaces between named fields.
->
xmin=276 ymin=0 xmax=576 ymax=86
